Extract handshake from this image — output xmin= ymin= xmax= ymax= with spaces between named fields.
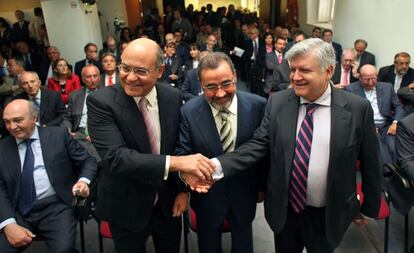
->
xmin=170 ymin=154 xmax=219 ymax=193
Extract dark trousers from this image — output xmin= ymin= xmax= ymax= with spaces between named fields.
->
xmin=376 ymin=123 xmax=396 ymax=168
xmin=0 ymin=195 xmax=78 ymax=253
xmin=275 ymin=206 xmax=333 ymax=253
xmin=197 ymin=208 xmax=253 ymax=253
xmin=110 ymin=202 xmax=182 ymax=253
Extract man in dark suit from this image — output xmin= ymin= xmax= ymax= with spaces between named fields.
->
xmin=62 ymin=65 xmax=101 ymax=161
xmin=87 ymin=38 xmax=214 ymax=253
xmin=354 ymin=39 xmax=376 ymax=69
xmin=265 ymin=37 xmax=287 ymax=88
xmin=160 ymin=42 xmax=183 ymax=88
xmin=0 ymin=99 xmax=97 ymax=252
xmin=12 ymin=10 xmax=30 ymax=44
xmin=176 ymin=52 xmax=267 ymax=253
xmin=264 ymin=59 xmax=291 ymax=95
xmin=14 ymin=41 xmax=45 ymax=76
xmin=242 ymin=27 xmax=266 ymax=96
xmin=397 ymin=85 xmax=414 ymax=113
xmin=181 ymin=68 xmax=202 ymax=102
xmin=346 ymin=64 xmax=405 ymax=166
xmin=378 ymin=52 xmax=414 ymax=92
xmin=99 ymin=53 xmax=119 ymax=87
xmin=331 ymin=48 xmax=359 ymax=88
xmin=13 ymin=71 xmax=65 ymax=127
xmin=183 ymin=38 xmax=382 ymax=253
xmin=322 ymin=29 xmax=342 ymax=63
xmin=98 ymin=36 xmax=121 ymax=64
xmin=74 ymin=43 xmax=102 ymax=78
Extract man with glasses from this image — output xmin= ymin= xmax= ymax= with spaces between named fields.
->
xmin=176 ymin=52 xmax=267 ymax=253
xmin=346 ymin=64 xmax=405 ymax=169
xmin=99 ymin=53 xmax=119 ymax=87
xmin=86 ymin=38 xmax=215 ymax=253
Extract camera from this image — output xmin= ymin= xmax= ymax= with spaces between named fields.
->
xmin=114 ymin=17 xmax=126 ymax=33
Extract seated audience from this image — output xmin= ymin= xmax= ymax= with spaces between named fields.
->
xmin=160 ymin=42 xmax=183 ymax=88
xmin=200 ymin=34 xmax=220 ymax=53
xmin=322 ymin=29 xmax=342 ymax=63
xmin=0 ymin=58 xmax=24 ymax=104
xmin=47 ymin=58 xmax=81 ymax=105
xmin=331 ymin=48 xmax=359 ymax=88
xmin=14 ymin=40 xmax=45 ymax=76
xmin=378 ymin=52 xmax=414 ymax=92
xmin=15 ymin=71 xmax=65 ymax=127
xmin=397 ymin=84 xmax=414 ymax=114
xmin=184 ymin=43 xmax=201 ymax=72
xmin=119 ymin=27 xmax=133 ymax=44
xmin=99 ymin=36 xmax=121 ymax=63
xmin=41 ymin=46 xmax=61 ymax=84
xmin=346 ymin=65 xmax=405 ymax=167
xmin=0 ymin=99 xmax=97 ymax=253
xmin=62 ymin=65 xmax=102 ymax=161
xmin=263 ymin=32 xmax=274 ymax=53
xmin=74 ymin=43 xmax=102 ymax=78
xmin=99 ymin=53 xmax=119 ymax=87
xmin=354 ymin=39 xmax=375 ymax=69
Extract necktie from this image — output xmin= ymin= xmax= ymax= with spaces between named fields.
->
xmin=341 ymin=69 xmax=349 ymax=85
xmin=108 ymin=75 xmax=113 ymax=86
xmin=19 ymin=139 xmax=36 ymax=216
xmin=253 ymin=40 xmax=258 ymax=60
xmin=220 ymin=110 xmax=234 ymax=153
xmin=31 ymin=97 xmax=40 ymax=111
xmin=138 ymin=97 xmax=159 ymax=154
xmin=277 ymin=54 xmax=283 ymax=64
xmin=289 ymin=103 xmax=318 ymax=213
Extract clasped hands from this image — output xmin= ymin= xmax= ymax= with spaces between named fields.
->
xmin=170 ymin=154 xmax=217 ymax=193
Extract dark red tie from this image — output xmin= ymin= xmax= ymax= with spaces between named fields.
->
xmin=289 ymin=103 xmax=318 ymax=213
xmin=108 ymin=75 xmax=113 ymax=86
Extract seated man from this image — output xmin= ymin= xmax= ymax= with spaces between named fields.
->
xmin=346 ymin=64 xmax=405 ymax=167
xmin=397 ymin=84 xmax=414 ymax=114
xmin=74 ymin=43 xmax=102 ymax=78
xmin=0 ymin=99 xmax=97 ymax=252
xmin=331 ymin=48 xmax=359 ymax=88
xmin=354 ymin=39 xmax=375 ymax=69
xmin=99 ymin=53 xmax=119 ymax=87
xmin=62 ymin=65 xmax=102 ymax=161
xmin=13 ymin=71 xmax=65 ymax=127
xmin=378 ymin=52 xmax=414 ymax=92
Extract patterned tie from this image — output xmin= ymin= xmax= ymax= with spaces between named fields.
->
xmin=289 ymin=103 xmax=318 ymax=213
xmin=138 ymin=97 xmax=159 ymax=154
xmin=31 ymin=97 xmax=40 ymax=111
xmin=19 ymin=139 xmax=36 ymax=216
xmin=253 ymin=40 xmax=258 ymax=60
xmin=220 ymin=110 xmax=234 ymax=153
xmin=107 ymin=75 xmax=113 ymax=86
xmin=341 ymin=69 xmax=349 ymax=85
xmin=277 ymin=54 xmax=283 ymax=64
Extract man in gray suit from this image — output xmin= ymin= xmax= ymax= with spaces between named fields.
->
xmin=61 ymin=65 xmax=101 ymax=160
xmin=346 ymin=64 xmax=405 ymax=167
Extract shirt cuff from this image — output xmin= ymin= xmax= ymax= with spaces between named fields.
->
xmin=211 ymin=158 xmax=224 ymax=181
xmin=392 ymin=120 xmax=398 ymax=124
xmin=78 ymin=177 xmax=91 ymax=185
xmin=164 ymin=155 xmax=170 ymax=180
xmin=0 ymin=218 xmax=16 ymax=231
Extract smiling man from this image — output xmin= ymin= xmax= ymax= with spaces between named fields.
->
xmin=86 ymin=38 xmax=215 ymax=253
xmin=183 ymin=38 xmax=382 ymax=253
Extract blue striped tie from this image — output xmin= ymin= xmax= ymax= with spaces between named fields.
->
xmin=289 ymin=103 xmax=318 ymax=213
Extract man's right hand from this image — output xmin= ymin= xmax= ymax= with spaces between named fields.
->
xmin=170 ymin=154 xmax=216 ymax=180
xmin=181 ymin=172 xmax=213 ymax=193
xmin=4 ymin=223 xmax=35 ymax=248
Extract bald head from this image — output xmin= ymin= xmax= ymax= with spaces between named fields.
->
xmin=360 ymin=64 xmax=377 ymax=76
xmin=359 ymin=64 xmax=377 ymax=91
xmin=122 ymin=38 xmax=164 ymax=69
xmin=3 ymin=99 xmax=37 ymax=140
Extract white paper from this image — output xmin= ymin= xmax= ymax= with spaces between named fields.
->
xmin=233 ymin=47 xmax=245 ymax=57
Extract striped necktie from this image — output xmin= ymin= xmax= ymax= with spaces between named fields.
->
xmin=289 ymin=103 xmax=318 ymax=213
xmin=220 ymin=110 xmax=234 ymax=153
xmin=138 ymin=97 xmax=159 ymax=154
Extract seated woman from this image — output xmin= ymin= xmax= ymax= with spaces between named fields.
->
xmin=184 ymin=43 xmax=200 ymax=73
xmin=47 ymin=58 xmax=80 ymax=105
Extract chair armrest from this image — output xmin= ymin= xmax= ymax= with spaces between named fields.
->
xmin=384 ymin=163 xmax=413 ymax=189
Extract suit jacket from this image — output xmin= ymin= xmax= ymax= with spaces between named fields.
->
xmin=176 ymin=91 xmax=267 ymax=227
xmin=332 ymin=41 xmax=342 ymax=63
xmin=47 ymin=75 xmax=81 ymax=105
xmin=243 ymin=38 xmax=266 ymax=78
xmin=264 ymin=59 xmax=290 ymax=94
xmin=87 ymin=83 xmax=184 ymax=232
xmin=265 ymin=52 xmax=283 ymax=85
xmin=388 ymin=114 xmax=414 ymax=214
xmin=345 ymin=81 xmax=405 ymax=124
xmin=397 ymin=86 xmax=414 ymax=113
xmin=358 ymin=51 xmax=376 ymax=69
xmin=74 ymin=59 xmax=103 ymax=80
xmin=12 ymin=21 xmax=30 ymax=42
xmin=217 ymin=87 xmax=382 ymax=248
xmin=13 ymin=87 xmax=65 ymax=126
xmin=331 ymin=63 xmax=358 ymax=85
xmin=160 ymin=56 xmax=184 ymax=88
xmin=378 ymin=65 xmax=414 ymax=89
xmin=61 ymin=87 xmax=88 ymax=132
xmin=99 ymin=73 xmax=120 ymax=88
xmin=181 ymin=68 xmax=201 ymax=102
xmin=0 ymin=126 xmax=97 ymax=223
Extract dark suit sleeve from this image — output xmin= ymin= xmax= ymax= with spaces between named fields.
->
xmin=218 ymin=95 xmax=271 ymax=177
xmin=0 ymin=173 xmax=15 ymax=224
xmin=359 ymin=101 xmax=382 ymax=218
xmin=61 ymin=93 xmax=75 ymax=131
xmin=86 ymin=93 xmax=166 ymax=183
xmin=396 ymin=119 xmax=414 ymax=181
xmin=174 ymin=107 xmax=193 ymax=156
xmin=398 ymin=87 xmax=414 ymax=104
xmin=43 ymin=92 xmax=65 ymax=127
xmin=377 ymin=67 xmax=388 ymax=82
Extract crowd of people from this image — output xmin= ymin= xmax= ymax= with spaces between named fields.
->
xmin=0 ymin=3 xmax=414 ymax=253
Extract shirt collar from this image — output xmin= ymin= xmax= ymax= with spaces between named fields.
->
xmin=300 ymin=84 xmax=331 ymax=107
xmin=16 ymin=126 xmax=39 ymax=145
xmin=209 ymin=94 xmax=238 ymax=117
xmin=134 ymin=86 xmax=157 ymax=108
xmin=30 ymin=89 xmax=41 ymax=100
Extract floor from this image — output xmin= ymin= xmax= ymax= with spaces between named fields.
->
xmin=26 ymin=202 xmax=412 ymax=253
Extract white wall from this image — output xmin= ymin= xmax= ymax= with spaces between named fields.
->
xmin=333 ymin=0 xmax=414 ymax=69
xmin=96 ymin=0 xmax=128 ymax=40
xmin=41 ymin=0 xmax=102 ymax=66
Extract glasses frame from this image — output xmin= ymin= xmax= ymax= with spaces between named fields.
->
xmin=202 ymin=79 xmax=236 ymax=93
xmin=118 ymin=63 xmax=157 ymax=77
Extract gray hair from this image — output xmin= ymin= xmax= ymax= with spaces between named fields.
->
xmin=285 ymin=38 xmax=336 ymax=73
xmin=197 ymin=52 xmax=235 ymax=81
xmin=18 ymin=71 xmax=40 ymax=84
xmin=342 ymin=48 xmax=357 ymax=59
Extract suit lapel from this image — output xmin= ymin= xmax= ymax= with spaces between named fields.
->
xmin=38 ymin=127 xmax=56 ymax=185
xmin=235 ymin=93 xmax=250 ymax=147
xmin=3 ymin=138 xmax=21 ymax=199
xmin=39 ymin=89 xmax=49 ymax=123
xmin=74 ymin=89 xmax=86 ymax=129
xmin=114 ymin=85 xmax=152 ymax=153
xmin=157 ymin=85 xmax=174 ymax=154
xmin=376 ymin=84 xmax=384 ymax=112
xmin=283 ymin=92 xmax=300 ymax=184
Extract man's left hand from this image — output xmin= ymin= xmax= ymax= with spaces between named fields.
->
xmin=72 ymin=181 xmax=90 ymax=197
xmin=172 ymin=192 xmax=189 ymax=218
xmin=387 ymin=122 xmax=397 ymax=135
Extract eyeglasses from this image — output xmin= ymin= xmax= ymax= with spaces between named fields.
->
xmin=203 ymin=80 xmax=235 ymax=92
xmin=118 ymin=63 xmax=156 ymax=77
xmin=57 ymin=63 xmax=68 ymax=67
xmin=361 ymin=77 xmax=377 ymax=82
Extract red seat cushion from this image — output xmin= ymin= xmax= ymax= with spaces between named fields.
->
xmin=190 ymin=208 xmax=231 ymax=232
xmin=100 ymin=220 xmax=112 ymax=238
xmin=356 ymin=182 xmax=390 ymax=219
